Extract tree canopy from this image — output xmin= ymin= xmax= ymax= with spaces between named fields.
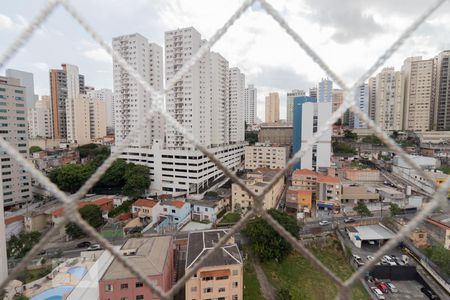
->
xmin=29 ymin=146 xmax=42 ymax=154
xmin=353 ymin=202 xmax=373 ymax=218
xmin=66 ymin=205 xmax=104 ymax=239
xmin=389 ymin=203 xmax=403 ymax=216
xmin=245 ymin=131 xmax=259 ymax=145
xmin=76 ymin=143 xmax=110 ymax=159
xmin=423 ymin=244 xmax=450 ymax=277
xmin=7 ymin=231 xmax=41 ymax=259
xmin=361 ymin=135 xmax=383 ymax=145
xmin=243 ymin=209 xmax=299 ymax=261
xmin=332 ymin=141 xmax=356 ymax=155
xmin=343 ymin=129 xmax=358 ymax=141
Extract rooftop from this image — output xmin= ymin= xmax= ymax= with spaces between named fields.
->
xmin=185 ymin=229 xmax=242 ymax=269
xmin=353 ymin=224 xmax=396 ymax=241
xmin=101 ymin=236 xmax=172 ymax=281
xmin=317 ymin=175 xmax=340 ymax=184
xmin=293 ymin=169 xmax=317 ymax=177
xmin=187 ymin=199 xmax=219 ymax=208
xmin=160 ymin=199 xmax=187 ymax=209
xmin=427 ymin=213 xmax=450 ymax=228
xmin=133 ymin=198 xmax=158 ymax=208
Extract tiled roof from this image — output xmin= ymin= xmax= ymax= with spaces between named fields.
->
xmin=318 ymin=175 xmax=340 ymax=184
xmin=5 ymin=215 xmax=24 ymax=225
xmin=133 ymin=198 xmax=158 ymax=208
xmin=293 ymin=169 xmax=317 ymax=176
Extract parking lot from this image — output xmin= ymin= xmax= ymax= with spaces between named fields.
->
xmin=367 ymin=280 xmax=429 ymax=300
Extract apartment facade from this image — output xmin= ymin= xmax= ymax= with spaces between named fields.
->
xmin=244 ymin=84 xmax=257 ymax=126
xmin=258 ymin=123 xmax=293 ymax=145
xmin=99 ymin=237 xmax=173 ymax=300
xmin=265 ymin=92 xmax=280 ymax=123
xmin=87 ymin=88 xmax=114 ymax=128
xmin=5 ymin=69 xmax=37 ymax=108
xmin=72 ymin=95 xmax=91 ymax=145
xmin=368 ymin=77 xmax=377 ymax=121
xmin=374 ymin=67 xmax=404 ymax=131
xmin=332 ymin=89 xmax=344 ymax=121
xmin=433 ymin=50 xmax=450 ymax=130
xmin=88 ymin=94 xmax=107 ymax=140
xmin=244 ymin=144 xmax=288 ymax=170
xmin=28 ymin=95 xmax=52 ymax=138
xmin=229 ymin=67 xmax=245 ymax=143
xmin=317 ymin=175 xmax=341 ymax=204
xmin=401 ymin=56 xmax=434 ymax=131
xmin=424 ymin=214 xmax=450 ymax=249
xmin=353 ymin=83 xmax=369 ymax=129
xmin=318 ymin=78 xmax=333 ymax=102
xmin=232 ymin=168 xmax=284 ymax=212
xmin=185 ymin=230 xmax=243 ymax=300
xmin=292 ymin=96 xmax=316 ymax=169
xmin=113 ymin=33 xmax=164 ymax=147
xmin=286 ymin=89 xmax=306 ymax=123
xmin=291 ymin=168 xmax=318 ymax=200
xmin=0 ymin=76 xmax=32 ymax=208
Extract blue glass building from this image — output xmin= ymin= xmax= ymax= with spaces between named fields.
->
xmin=292 ymin=96 xmax=317 ymax=169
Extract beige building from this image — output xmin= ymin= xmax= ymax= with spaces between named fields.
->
xmin=185 ymin=230 xmax=243 ymax=300
xmin=232 ymin=168 xmax=284 ymax=212
xmin=291 ymin=168 xmax=318 ymax=199
xmin=401 ymin=57 xmax=434 ymax=131
xmin=244 ymin=144 xmax=288 ymax=170
xmin=258 ymin=123 xmax=292 ymax=145
xmin=72 ymin=95 xmax=91 ymax=145
xmin=373 ymin=67 xmax=404 ymax=131
xmin=341 ymin=184 xmax=379 ymax=206
xmin=88 ymin=94 xmax=107 ymax=139
xmin=265 ymin=92 xmax=280 ymax=123
xmin=317 ymin=175 xmax=341 ymax=204
xmin=286 ymin=89 xmax=305 ymax=123
xmin=332 ymin=89 xmax=344 ymax=120
xmin=28 ymin=95 xmax=52 ymax=139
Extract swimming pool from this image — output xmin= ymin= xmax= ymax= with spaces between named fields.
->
xmin=66 ymin=266 xmax=87 ymax=279
xmin=30 ymin=285 xmax=74 ymax=300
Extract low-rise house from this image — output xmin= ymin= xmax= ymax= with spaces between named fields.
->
xmin=232 ymin=168 xmax=284 ymax=213
xmin=285 ymin=189 xmax=312 ymax=217
xmin=317 ymin=175 xmax=341 ymax=209
xmin=341 ymin=184 xmax=379 ymax=207
xmin=185 ymin=229 xmax=243 ymax=300
xmin=424 ymin=213 xmax=450 ymax=249
xmin=291 ymin=169 xmax=318 ymax=200
xmin=99 ymin=236 xmax=174 ymax=300
xmin=343 ymin=168 xmax=381 ymax=182
xmin=188 ymin=199 xmax=224 ymax=223
xmin=132 ymin=198 xmax=158 ymax=219
xmin=151 ymin=199 xmax=191 ymax=232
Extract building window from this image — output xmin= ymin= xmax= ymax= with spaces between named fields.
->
xmin=232 ymin=282 xmax=238 ymax=288
xmin=120 ymin=298 xmax=128 ymax=300
xmin=136 ymin=296 xmax=144 ymax=300
xmin=191 ymin=286 xmax=197 ymax=292
xmin=218 ymin=288 xmax=225 ymax=292
xmin=232 ymin=270 xmax=238 ymax=276
xmin=202 ymin=276 xmax=213 ymax=281
xmin=232 ymin=295 xmax=238 ymax=300
xmin=105 ymin=284 xmax=113 ymax=292
xmin=120 ymin=283 xmax=128 ymax=289
xmin=136 ymin=282 xmax=143 ymax=288
xmin=216 ymin=276 xmax=228 ymax=280
xmin=203 ymin=287 xmax=212 ymax=293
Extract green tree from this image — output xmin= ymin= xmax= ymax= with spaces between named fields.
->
xmin=29 ymin=146 xmax=42 ymax=154
xmin=362 ymin=135 xmax=383 ymax=145
xmin=98 ymin=159 xmax=127 ymax=187
xmin=389 ymin=203 xmax=403 ymax=216
xmin=76 ymin=143 xmax=110 ymax=159
xmin=277 ymin=288 xmax=292 ymax=300
xmin=353 ymin=202 xmax=373 ymax=219
xmin=66 ymin=205 xmax=104 ymax=239
xmin=7 ymin=231 xmax=41 ymax=259
xmin=423 ymin=244 xmax=450 ymax=276
xmin=108 ymin=200 xmax=133 ymax=218
xmin=332 ymin=141 xmax=356 ymax=155
xmin=13 ymin=294 xmax=29 ymax=300
xmin=48 ymin=164 xmax=94 ymax=193
xmin=122 ymin=164 xmax=150 ymax=198
xmin=245 ymin=131 xmax=259 ymax=145
xmin=243 ymin=209 xmax=299 ymax=261
xmin=343 ymin=129 xmax=358 ymax=141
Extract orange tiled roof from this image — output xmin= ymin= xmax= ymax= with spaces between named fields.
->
xmin=171 ymin=200 xmax=185 ymax=209
xmin=133 ymin=198 xmax=158 ymax=208
xmin=92 ymin=197 xmax=113 ymax=206
xmin=298 ymin=190 xmax=312 ymax=196
xmin=5 ymin=215 xmax=24 ymax=225
xmin=293 ymin=169 xmax=317 ymax=176
xmin=317 ymin=175 xmax=340 ymax=184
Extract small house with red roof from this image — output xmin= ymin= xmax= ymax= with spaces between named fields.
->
xmin=150 ymin=199 xmax=191 ymax=233
xmin=132 ymin=198 xmax=158 ymax=218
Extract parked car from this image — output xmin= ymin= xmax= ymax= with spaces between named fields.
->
xmin=353 ymin=255 xmax=364 ymax=267
xmin=376 ymin=282 xmax=389 ymax=294
xmin=76 ymin=241 xmax=91 ymax=248
xmin=371 ymin=287 xmax=385 ymax=300
xmin=319 ymin=220 xmax=330 ymax=226
xmin=343 ymin=217 xmax=355 ymax=223
xmin=386 ymin=282 xmax=398 ymax=293
xmin=420 ymin=287 xmax=440 ymax=300
xmin=382 ymin=255 xmax=396 ymax=266
xmin=368 ymin=240 xmax=376 ymax=245
xmin=86 ymin=244 xmax=102 ymax=251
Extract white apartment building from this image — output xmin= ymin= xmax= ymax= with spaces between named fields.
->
xmin=265 ymin=92 xmax=280 ymax=123
xmin=113 ymin=33 xmax=164 ymax=147
xmin=286 ymin=89 xmax=305 ymax=123
xmin=402 ymin=57 xmax=434 ymax=132
xmin=353 ymin=83 xmax=369 ymax=129
xmin=301 ymin=101 xmax=331 ymax=171
xmin=318 ymin=78 xmax=333 ymax=102
xmin=87 ymin=88 xmax=114 ymax=128
xmin=0 ymin=76 xmax=32 ymax=208
xmin=64 ymin=64 xmax=83 ymax=144
xmin=210 ymin=52 xmax=229 ymax=146
xmin=28 ymin=95 xmax=52 ymax=138
xmin=229 ymin=67 xmax=245 ymax=143
xmin=244 ymin=144 xmax=288 ymax=170
xmin=374 ymin=67 xmax=403 ymax=131
xmin=5 ymin=69 xmax=38 ymax=108
xmin=244 ymin=84 xmax=257 ymax=126
xmin=368 ymin=77 xmax=377 ymax=121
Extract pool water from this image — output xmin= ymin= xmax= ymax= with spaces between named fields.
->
xmin=66 ymin=266 xmax=87 ymax=279
xmin=30 ymin=285 xmax=74 ymax=300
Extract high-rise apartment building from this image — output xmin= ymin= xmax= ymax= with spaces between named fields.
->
xmin=0 ymin=76 xmax=32 ymax=208
xmin=5 ymin=69 xmax=38 ymax=108
xmin=229 ymin=67 xmax=245 ymax=143
xmin=353 ymin=83 xmax=369 ymax=129
xmin=332 ymin=89 xmax=344 ymax=122
xmin=28 ymin=95 xmax=52 ymax=138
xmin=265 ymin=92 xmax=280 ymax=123
xmin=374 ymin=67 xmax=403 ymax=131
xmin=318 ymin=78 xmax=333 ymax=102
xmin=71 ymin=95 xmax=91 ymax=145
xmin=49 ymin=64 xmax=85 ymax=140
xmin=244 ymin=84 xmax=257 ymax=126
xmin=309 ymin=87 xmax=317 ymax=98
xmin=433 ymin=50 xmax=450 ymax=130
xmin=368 ymin=77 xmax=377 ymax=121
xmin=87 ymin=88 xmax=114 ymax=128
xmin=88 ymin=95 xmax=107 ymax=140
xmin=401 ymin=57 xmax=434 ymax=132
xmin=113 ymin=33 xmax=164 ymax=147
xmin=292 ymin=96 xmax=316 ymax=169
xmin=286 ymin=89 xmax=306 ymax=123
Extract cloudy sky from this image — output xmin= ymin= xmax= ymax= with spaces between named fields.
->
xmin=1 ymin=0 xmax=450 ymax=120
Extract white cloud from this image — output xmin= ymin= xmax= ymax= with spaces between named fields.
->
xmin=0 ymin=14 xmax=13 ymax=30
xmin=83 ymin=48 xmax=111 ymax=63
xmin=31 ymin=62 xmax=49 ymax=72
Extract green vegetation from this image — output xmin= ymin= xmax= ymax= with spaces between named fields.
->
xmin=349 ymin=160 xmax=371 ymax=169
xmin=243 ymin=209 xmax=299 ymax=261
xmin=439 ymin=165 xmax=450 ymax=175
xmin=16 ymin=266 xmax=52 ymax=284
xmin=361 ymin=134 xmax=383 ymax=145
xmin=233 ymin=203 xmax=243 ymax=215
xmin=389 ymin=203 xmax=403 ymax=216
xmin=66 ymin=205 xmax=104 ymax=239
xmin=262 ymin=239 xmax=370 ymax=300
xmin=29 ymin=146 xmax=42 ymax=154
xmin=108 ymin=200 xmax=133 ymax=218
xmin=122 ymin=164 xmax=150 ymax=198
xmin=219 ymin=212 xmax=241 ymax=224
xmin=332 ymin=141 xmax=356 ymax=155
xmin=76 ymin=143 xmax=110 ymax=159
xmin=13 ymin=294 xmax=29 ymax=300
xmin=343 ymin=129 xmax=358 ymax=141
xmin=245 ymin=131 xmax=259 ymax=145
xmin=243 ymin=259 xmax=263 ymax=299
xmin=423 ymin=244 xmax=450 ymax=277
xmin=353 ymin=202 xmax=373 ymax=219
xmin=7 ymin=231 xmax=41 ymax=259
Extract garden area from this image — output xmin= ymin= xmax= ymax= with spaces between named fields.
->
xmin=218 ymin=212 xmax=241 ymax=224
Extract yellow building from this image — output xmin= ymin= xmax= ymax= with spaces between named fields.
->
xmin=232 ymin=168 xmax=284 ymax=212
xmin=185 ymin=230 xmax=243 ymax=300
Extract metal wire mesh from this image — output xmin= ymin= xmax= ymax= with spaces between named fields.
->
xmin=0 ymin=0 xmax=449 ymax=299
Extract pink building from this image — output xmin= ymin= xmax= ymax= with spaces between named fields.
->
xmin=99 ymin=236 xmax=173 ymax=300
